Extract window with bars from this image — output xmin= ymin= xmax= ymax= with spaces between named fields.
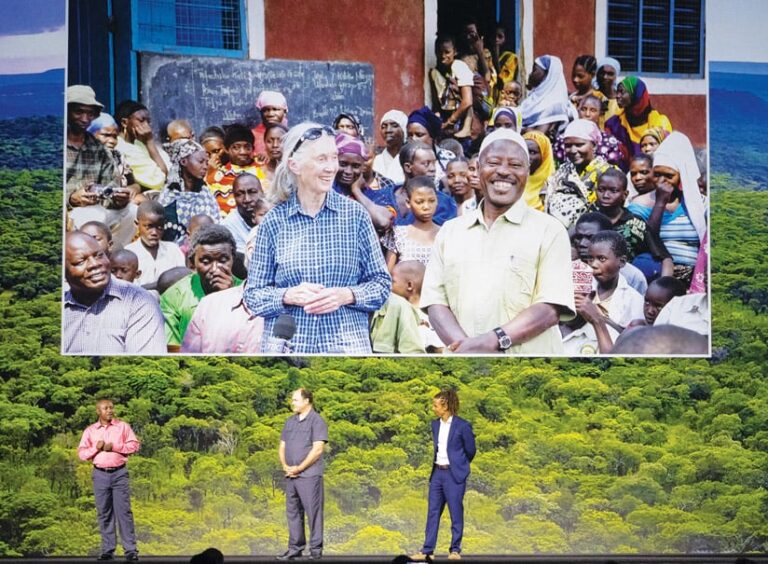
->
xmin=134 ymin=0 xmax=245 ymax=57
xmin=607 ymin=0 xmax=705 ymax=77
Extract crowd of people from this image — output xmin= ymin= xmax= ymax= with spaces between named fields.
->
xmin=64 ymin=20 xmax=710 ymax=356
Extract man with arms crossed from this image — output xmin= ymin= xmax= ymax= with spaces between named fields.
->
xmin=412 ymin=389 xmax=476 ymax=561
xmin=421 ymin=128 xmax=575 ymax=354
xmin=277 ymin=389 xmax=328 ymax=560
xmin=77 ymin=399 xmax=140 ymax=561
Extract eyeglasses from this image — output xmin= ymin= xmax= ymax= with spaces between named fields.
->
xmin=289 ymin=126 xmax=335 ymax=157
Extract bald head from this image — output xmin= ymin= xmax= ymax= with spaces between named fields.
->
xmin=65 ymin=232 xmax=111 ymax=297
xmin=167 ymin=119 xmax=194 ymax=142
xmin=612 ymin=325 xmax=708 ymax=354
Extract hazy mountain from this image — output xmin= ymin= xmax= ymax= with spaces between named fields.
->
xmin=0 ymin=68 xmax=64 ymax=119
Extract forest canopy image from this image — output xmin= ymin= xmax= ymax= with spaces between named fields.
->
xmin=1 ymin=113 xmax=768 ymax=556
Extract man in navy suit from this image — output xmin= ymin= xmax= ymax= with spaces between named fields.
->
xmin=412 ymin=389 xmax=476 ymax=561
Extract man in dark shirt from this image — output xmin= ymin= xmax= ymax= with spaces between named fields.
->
xmin=277 ymin=389 xmax=328 ymax=561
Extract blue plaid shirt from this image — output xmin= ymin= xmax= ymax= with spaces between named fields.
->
xmin=243 ymin=189 xmax=391 ymax=354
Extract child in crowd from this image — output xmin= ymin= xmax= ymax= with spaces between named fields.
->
xmin=384 ymin=176 xmax=440 ymax=270
xmin=593 ymin=168 xmax=674 ymax=280
xmin=125 ymin=200 xmax=186 ymax=287
xmin=79 ymin=221 xmax=114 ymax=257
xmin=429 ymin=35 xmax=473 ymax=141
xmin=628 ymin=276 xmax=685 ymax=327
xmin=207 ymin=124 xmax=264 ymax=216
xmin=393 ymin=260 xmax=444 ymax=353
xmin=587 ymin=230 xmax=645 ymax=339
xmin=179 ymin=213 xmax=215 ymax=264
xmin=370 ymin=260 xmax=427 ymax=354
xmin=444 ymin=158 xmax=476 ymax=215
xmin=110 ymin=249 xmax=141 ymax=283
xmin=497 ymin=80 xmax=522 ymax=107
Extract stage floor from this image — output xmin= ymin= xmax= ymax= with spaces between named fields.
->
xmin=4 ymin=554 xmax=767 ymax=564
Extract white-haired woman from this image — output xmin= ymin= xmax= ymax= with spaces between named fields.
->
xmin=243 ymin=123 xmax=391 ymax=354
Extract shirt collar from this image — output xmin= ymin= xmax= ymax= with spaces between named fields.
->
xmin=286 ymin=189 xmax=339 ymax=217
xmin=468 ymin=196 xmax=528 ymax=228
xmin=440 ymin=415 xmax=453 ymax=425
xmin=64 ymin=276 xmax=121 ymax=307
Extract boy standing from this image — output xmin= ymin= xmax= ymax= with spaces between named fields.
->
xmin=125 ymin=201 xmax=186 ymax=287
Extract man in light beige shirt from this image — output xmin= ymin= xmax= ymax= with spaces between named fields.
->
xmin=421 ymin=129 xmax=575 ymax=354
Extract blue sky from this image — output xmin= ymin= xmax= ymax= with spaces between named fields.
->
xmin=0 ymin=0 xmax=65 ymax=74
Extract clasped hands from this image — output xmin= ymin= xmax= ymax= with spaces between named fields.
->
xmin=283 ymin=282 xmax=354 ymax=315
xmin=95 ymin=440 xmax=113 ymax=452
xmin=283 ymin=464 xmax=301 ymax=478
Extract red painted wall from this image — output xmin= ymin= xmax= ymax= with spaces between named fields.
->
xmin=532 ymin=0 xmax=597 ymax=86
xmin=264 ymin=0 xmax=426 ymax=139
xmin=655 ymin=95 xmax=707 ymax=148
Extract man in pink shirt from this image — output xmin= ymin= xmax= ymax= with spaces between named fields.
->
xmin=78 ymin=399 xmax=140 ymax=561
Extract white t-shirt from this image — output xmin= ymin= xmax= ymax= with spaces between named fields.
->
xmin=125 ymin=239 xmax=186 ymax=287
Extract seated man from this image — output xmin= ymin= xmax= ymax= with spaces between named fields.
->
xmin=115 ymin=99 xmax=170 ymax=191
xmin=207 ymin=124 xmax=265 ymax=216
xmin=160 ymin=225 xmax=242 ymax=352
xmin=421 ymin=129 xmax=575 ymax=354
xmin=221 ymin=173 xmax=263 ymax=254
xmin=63 ymin=232 xmax=165 ymax=354
xmin=66 ymin=86 xmax=137 ymax=250
xmin=126 ymin=200 xmax=186 ymax=288
xmin=181 ymin=240 xmax=264 ymax=354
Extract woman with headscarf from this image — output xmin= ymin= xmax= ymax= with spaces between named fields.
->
xmin=593 ymin=57 xmax=622 ymax=124
xmin=522 ymin=130 xmax=555 ymax=211
xmin=488 ymin=106 xmax=523 ymax=132
xmin=605 ymin=76 xmax=672 ymax=158
xmin=519 ymin=55 xmax=578 ymax=142
xmin=158 ymin=139 xmax=220 ymax=243
xmin=250 ymin=90 xmax=288 ymax=164
xmin=639 ymin=126 xmax=670 ymax=155
xmin=627 ymin=132 xmax=706 ymax=287
xmin=333 ymin=112 xmax=363 ymax=138
xmin=373 ymin=109 xmax=408 ymax=184
xmin=243 ymin=122 xmax=391 ymax=354
xmin=553 ymin=94 xmax=628 ymax=170
xmin=406 ymin=106 xmax=456 ymax=186
xmin=333 ymin=133 xmax=396 ymax=233
xmin=544 ymin=118 xmax=617 ymax=228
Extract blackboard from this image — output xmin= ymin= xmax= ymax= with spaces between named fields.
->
xmin=139 ymin=53 xmax=375 ymax=141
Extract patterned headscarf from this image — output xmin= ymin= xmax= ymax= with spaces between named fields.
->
xmin=640 ymin=126 xmax=669 ymax=146
xmin=620 ymin=76 xmax=653 ymax=126
xmin=165 ymin=139 xmax=206 ymax=190
xmin=333 ymin=112 xmax=362 ymax=136
xmin=335 ymin=133 xmax=368 ymax=158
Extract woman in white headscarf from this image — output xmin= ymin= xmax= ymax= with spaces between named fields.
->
xmin=520 ymin=55 xmax=577 ymax=142
xmin=593 ymin=56 xmax=622 ymax=124
xmin=627 ymin=132 xmax=706 ymax=287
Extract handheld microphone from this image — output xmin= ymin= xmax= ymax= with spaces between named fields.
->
xmin=262 ymin=314 xmax=297 ymax=354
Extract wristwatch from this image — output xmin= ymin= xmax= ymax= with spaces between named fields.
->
xmin=493 ymin=327 xmax=512 ymax=351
